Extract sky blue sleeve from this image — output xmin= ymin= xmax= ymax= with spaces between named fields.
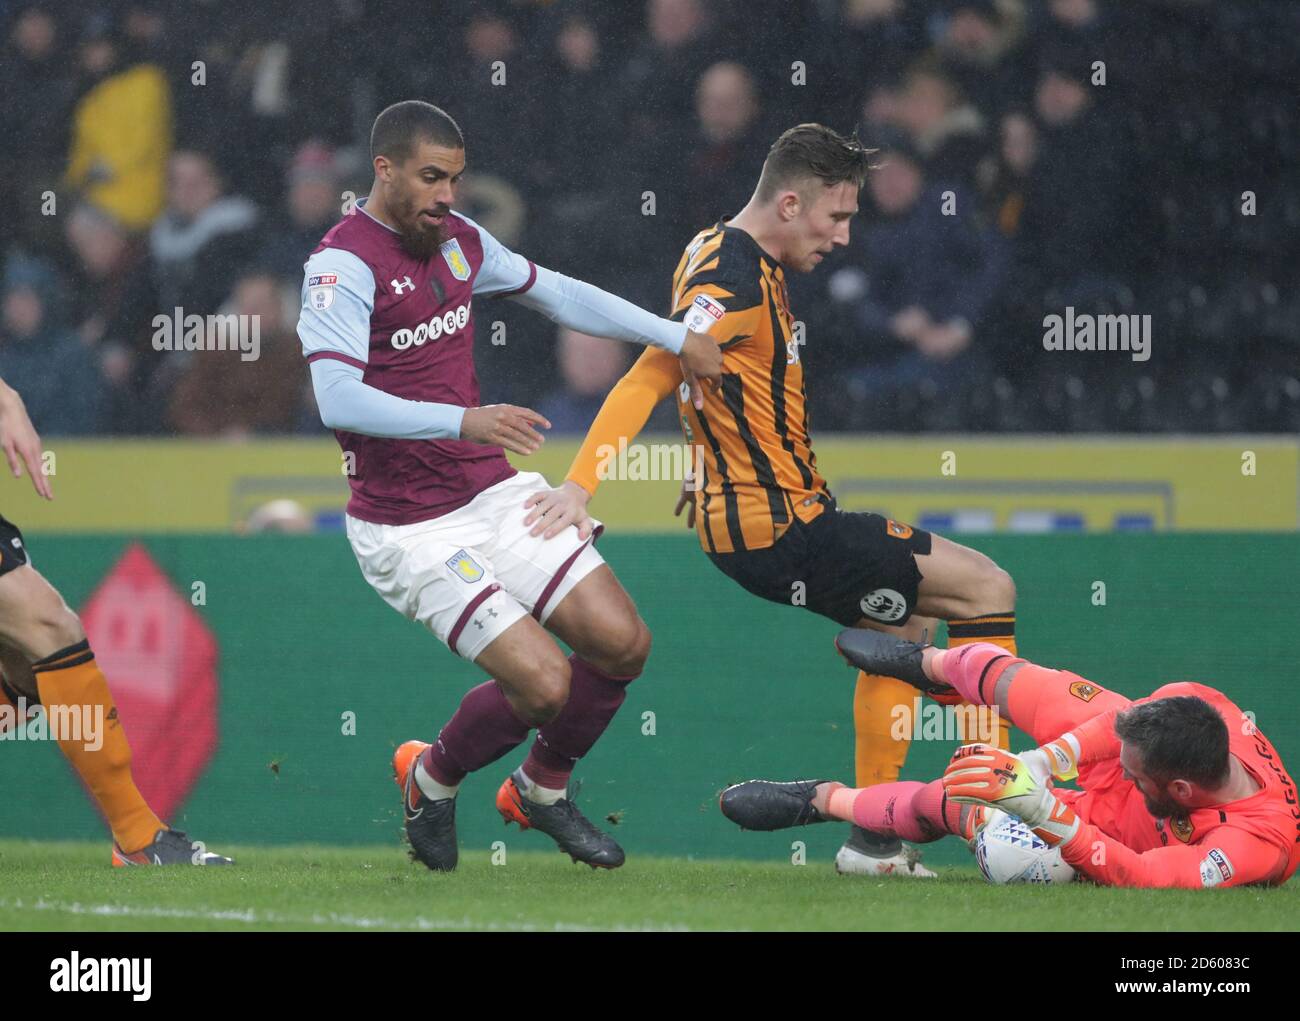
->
xmin=297 ymin=248 xmax=376 ymax=365
xmin=309 ymin=358 xmax=466 ymax=440
xmin=300 ymin=248 xmax=464 ymax=439
xmin=463 ymin=214 xmax=687 ymax=354
xmin=466 ymin=214 xmax=536 ymax=298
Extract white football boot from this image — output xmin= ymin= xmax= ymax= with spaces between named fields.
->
xmin=835 ymin=826 xmax=937 ymax=877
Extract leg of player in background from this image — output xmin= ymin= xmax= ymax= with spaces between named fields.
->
xmin=840 ymin=533 xmax=1016 ymax=874
xmin=0 ymin=564 xmax=230 ymax=865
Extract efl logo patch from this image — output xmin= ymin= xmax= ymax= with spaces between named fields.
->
xmin=307 ymin=273 xmax=338 ymax=310
xmin=1069 ymin=680 xmax=1101 ymax=702
xmin=885 ymin=519 xmax=914 ymax=540
xmin=683 ymin=293 xmax=726 ymax=333
xmin=445 ymin=549 xmax=484 ymax=583
xmin=860 ymin=588 xmax=907 ymax=623
xmin=1199 ymin=848 xmax=1233 ymax=888
xmin=441 ymin=239 xmax=471 ymax=281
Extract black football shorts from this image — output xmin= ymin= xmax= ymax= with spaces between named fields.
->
xmin=706 ymin=501 xmax=931 ymax=627
xmin=0 ymin=515 xmax=30 ymax=578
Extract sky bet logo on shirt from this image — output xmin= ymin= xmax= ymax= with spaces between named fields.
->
xmin=307 ymin=273 xmax=337 ymax=310
xmin=390 ymin=302 xmax=471 ymax=350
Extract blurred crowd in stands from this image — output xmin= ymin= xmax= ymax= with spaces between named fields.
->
xmin=1 ymin=0 xmax=1297 ymax=437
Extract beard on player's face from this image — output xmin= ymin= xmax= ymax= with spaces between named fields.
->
xmin=1142 ymin=784 xmax=1183 ymax=819
xmin=392 ymin=181 xmax=449 ymax=260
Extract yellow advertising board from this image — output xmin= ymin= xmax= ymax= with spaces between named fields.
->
xmin=9 ymin=436 xmax=1297 ymax=534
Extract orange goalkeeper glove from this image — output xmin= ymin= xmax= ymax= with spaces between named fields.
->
xmin=943 ymin=744 xmax=1081 ymax=848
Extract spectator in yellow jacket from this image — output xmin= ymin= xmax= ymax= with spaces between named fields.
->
xmin=64 ymin=24 xmax=172 ymax=232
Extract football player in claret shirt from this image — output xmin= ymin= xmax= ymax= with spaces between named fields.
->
xmin=297 ymin=101 xmax=722 ymax=871
xmin=721 ymin=630 xmax=1300 ymax=889
xmin=0 ymin=378 xmax=230 ymax=866
xmin=526 ymin=123 xmax=1021 ymax=876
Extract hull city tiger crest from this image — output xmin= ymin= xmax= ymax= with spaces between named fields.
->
xmin=885 ymin=519 xmax=914 ymax=540
xmin=1069 ymin=680 xmax=1102 ymax=702
xmin=446 ymin=549 xmax=485 ymax=583
xmin=441 ymin=238 xmax=471 ymax=281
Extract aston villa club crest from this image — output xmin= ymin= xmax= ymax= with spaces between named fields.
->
xmin=446 ymin=548 xmax=484 ymax=583
xmin=440 ymin=239 xmax=471 ymax=281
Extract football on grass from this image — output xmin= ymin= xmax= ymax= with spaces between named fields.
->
xmin=975 ymin=809 xmax=1078 ymax=885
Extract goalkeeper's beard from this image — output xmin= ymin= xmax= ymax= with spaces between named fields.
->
xmin=1143 ymin=788 xmax=1183 ymax=820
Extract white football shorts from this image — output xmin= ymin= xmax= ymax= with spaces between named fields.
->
xmin=346 ymin=471 xmax=605 ymax=663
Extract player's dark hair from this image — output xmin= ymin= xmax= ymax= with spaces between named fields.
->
xmin=370 ymin=101 xmax=464 ymax=165
xmin=1114 ymin=696 xmax=1231 ymax=789
xmin=754 ymin=124 xmax=876 ymax=202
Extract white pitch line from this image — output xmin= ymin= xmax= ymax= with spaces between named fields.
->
xmin=0 ymin=897 xmax=693 ymax=933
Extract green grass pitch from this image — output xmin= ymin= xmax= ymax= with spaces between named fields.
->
xmin=0 ymin=840 xmax=1294 ymax=931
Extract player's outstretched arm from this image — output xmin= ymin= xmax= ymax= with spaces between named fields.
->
xmin=1059 ymin=822 xmax=1285 ymax=889
xmin=508 ymin=267 xmax=722 ymax=393
xmin=944 ymin=743 xmax=1288 ymax=888
xmin=566 ymin=346 xmax=683 ymax=495
xmin=524 ymin=346 xmax=683 ymax=540
xmin=0 ymin=378 xmax=52 ymax=500
xmin=465 ymin=213 xmax=724 ymax=392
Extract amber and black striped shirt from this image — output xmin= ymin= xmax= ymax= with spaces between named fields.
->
xmin=669 ymin=222 xmax=830 ymax=554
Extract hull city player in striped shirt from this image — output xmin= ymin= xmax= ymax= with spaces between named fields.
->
xmin=298 ymin=101 xmax=722 ymax=870
xmin=529 ymin=124 xmax=1020 ymax=877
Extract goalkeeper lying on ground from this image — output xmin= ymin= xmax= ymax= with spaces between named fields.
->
xmin=721 ymin=632 xmax=1299 ymax=888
